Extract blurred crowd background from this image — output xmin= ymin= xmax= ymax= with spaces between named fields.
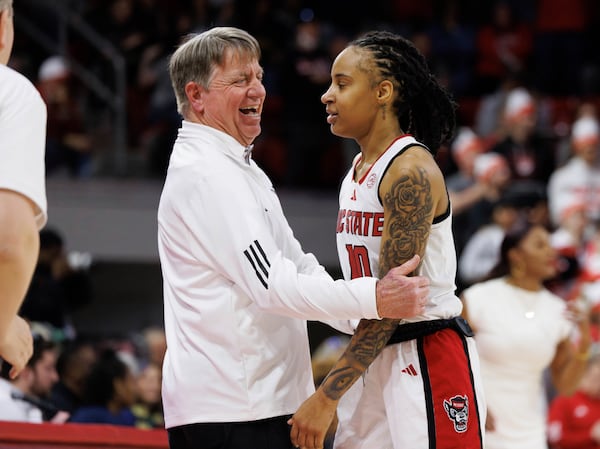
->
xmin=10 ymin=0 xmax=600 ymax=184
xmin=4 ymin=0 xmax=600 ymax=444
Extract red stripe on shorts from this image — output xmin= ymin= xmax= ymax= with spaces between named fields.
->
xmin=418 ymin=328 xmax=483 ymax=449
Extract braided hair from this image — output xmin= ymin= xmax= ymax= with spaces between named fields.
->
xmin=350 ymin=31 xmax=456 ymax=154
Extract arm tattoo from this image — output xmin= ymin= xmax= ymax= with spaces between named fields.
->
xmin=380 ymin=166 xmax=432 ymax=274
xmin=320 ymin=318 xmax=398 ymax=399
xmin=320 ymin=165 xmax=434 ymax=401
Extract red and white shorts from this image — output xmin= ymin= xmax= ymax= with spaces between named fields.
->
xmin=334 ymin=328 xmax=486 ymax=449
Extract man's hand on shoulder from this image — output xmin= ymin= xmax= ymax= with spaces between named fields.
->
xmin=376 ymin=255 xmax=429 ymax=319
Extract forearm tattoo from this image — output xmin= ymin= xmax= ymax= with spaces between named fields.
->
xmin=320 ymin=318 xmax=398 ymax=399
xmin=320 ymin=165 xmax=433 ymax=401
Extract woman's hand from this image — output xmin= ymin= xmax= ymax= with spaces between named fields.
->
xmin=288 ymin=389 xmax=338 ymax=449
xmin=565 ymin=299 xmax=592 ymax=352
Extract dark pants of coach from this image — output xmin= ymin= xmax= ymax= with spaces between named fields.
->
xmin=168 ymin=415 xmax=295 ymax=449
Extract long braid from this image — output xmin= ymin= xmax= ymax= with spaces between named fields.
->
xmin=350 ymin=31 xmax=456 ymax=154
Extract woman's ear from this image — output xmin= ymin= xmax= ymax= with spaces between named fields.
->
xmin=507 ymin=246 xmax=526 ymax=274
xmin=377 ymin=79 xmax=394 ymax=105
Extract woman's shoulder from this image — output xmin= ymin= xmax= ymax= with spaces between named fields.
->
xmin=461 ymin=278 xmax=508 ymax=314
xmin=464 ymin=277 xmax=506 ymax=296
xmin=539 ymin=287 xmax=568 ymax=309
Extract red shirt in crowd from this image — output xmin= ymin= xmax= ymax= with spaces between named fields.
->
xmin=548 ymin=391 xmax=600 ymax=449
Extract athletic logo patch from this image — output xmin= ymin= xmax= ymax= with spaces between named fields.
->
xmin=443 ymin=395 xmax=469 ymax=433
xmin=243 ymin=240 xmax=270 ymax=289
xmin=366 ymin=173 xmax=377 ymax=188
xmin=400 ymin=364 xmax=418 ymax=376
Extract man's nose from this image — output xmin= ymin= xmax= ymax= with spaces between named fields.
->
xmin=249 ymin=78 xmax=266 ymax=97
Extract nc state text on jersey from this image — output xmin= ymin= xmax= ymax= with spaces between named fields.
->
xmin=336 ymin=209 xmax=384 ymax=236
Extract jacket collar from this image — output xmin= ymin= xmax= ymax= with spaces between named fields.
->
xmin=180 ymin=121 xmax=254 ymax=164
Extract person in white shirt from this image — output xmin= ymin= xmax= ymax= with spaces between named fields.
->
xmin=0 ymin=0 xmax=48 ymax=378
xmin=459 ymin=182 xmax=519 ymax=287
xmin=158 ymin=27 xmax=430 ymax=449
xmin=0 ymin=338 xmax=61 ymax=423
xmin=548 ymin=115 xmax=600 ymax=230
xmin=0 ymin=377 xmax=43 ymax=423
xmin=461 ymin=223 xmax=592 ymax=449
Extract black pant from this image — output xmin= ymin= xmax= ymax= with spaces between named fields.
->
xmin=168 ymin=415 xmax=295 ymax=449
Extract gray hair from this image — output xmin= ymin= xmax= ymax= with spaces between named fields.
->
xmin=169 ymin=27 xmax=261 ymax=117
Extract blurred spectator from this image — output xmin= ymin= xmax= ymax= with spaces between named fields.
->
xmin=84 ymin=0 xmax=154 ymax=150
xmin=549 ymin=202 xmax=588 ymax=299
xmin=49 ymin=338 xmax=97 ymax=415
xmin=468 ymin=150 xmax=513 ymax=222
xmin=36 ymin=56 xmax=93 ymax=178
xmin=577 ymin=221 xmax=600 ymax=311
xmin=552 ymin=202 xmax=588 ymax=260
xmin=0 ymin=337 xmax=66 ymax=423
xmin=140 ymin=327 xmax=166 ymax=369
xmin=473 ymin=73 xmax=520 ymax=138
xmin=448 ymin=133 xmax=511 ymax=259
xmin=69 ymin=348 xmax=137 ymax=426
xmin=461 ymin=222 xmax=592 ymax=449
xmin=474 ymin=1 xmax=532 ymax=95
xmin=136 ymin=42 xmax=179 ymax=177
xmin=131 ymin=363 xmax=163 ymax=429
xmin=548 ymin=115 xmax=600 ymax=230
xmin=426 ymin=0 xmax=476 ymax=96
xmin=458 ymin=190 xmax=520 ymax=287
xmin=19 ymin=228 xmax=93 ymax=339
xmin=547 ymin=354 xmax=600 ymax=449
xmin=506 ymin=179 xmax=551 ymax=229
xmin=552 ymin=102 xmax=598 ymax=168
xmin=11 ymin=0 xmax=600 ymax=184
xmin=447 ymin=128 xmax=485 ymax=250
xmin=591 ymin=301 xmax=600 ymax=347
xmin=490 ymin=86 xmax=556 ymax=183
xmin=472 ymin=151 xmax=512 ymax=194
xmin=280 ymin=17 xmax=336 ymax=189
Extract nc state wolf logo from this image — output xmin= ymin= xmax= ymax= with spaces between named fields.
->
xmin=443 ymin=395 xmax=469 ymax=433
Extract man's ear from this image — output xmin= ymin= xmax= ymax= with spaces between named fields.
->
xmin=185 ymin=81 xmax=205 ymax=113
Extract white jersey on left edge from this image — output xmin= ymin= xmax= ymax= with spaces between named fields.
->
xmin=336 ymin=135 xmax=462 ymax=321
xmin=0 ymin=65 xmax=47 ymax=229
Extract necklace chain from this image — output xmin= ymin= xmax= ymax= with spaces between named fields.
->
xmin=505 ymin=279 xmax=541 ymax=319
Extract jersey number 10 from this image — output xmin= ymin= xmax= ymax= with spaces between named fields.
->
xmin=345 ymin=244 xmax=373 ymax=279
